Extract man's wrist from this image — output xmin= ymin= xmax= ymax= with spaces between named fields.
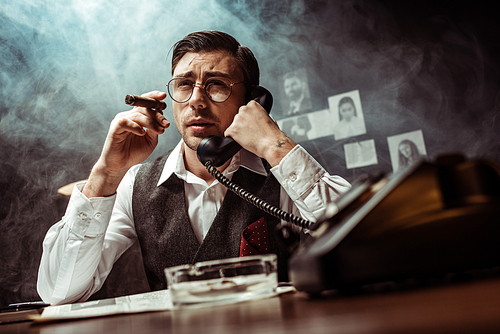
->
xmin=82 ymin=162 xmax=125 ymax=198
xmin=263 ymin=136 xmax=297 ymax=167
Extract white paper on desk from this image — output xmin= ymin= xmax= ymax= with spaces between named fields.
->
xmin=33 ymin=289 xmax=172 ymax=322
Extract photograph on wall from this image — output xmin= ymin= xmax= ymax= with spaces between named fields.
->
xmin=328 ymin=90 xmax=367 ymax=140
xmin=344 ymin=139 xmax=378 ymax=169
xmin=387 ymin=130 xmax=427 ymax=172
xmin=276 ymin=109 xmax=332 ymax=143
xmin=277 ymin=67 xmax=313 ymax=118
xmin=278 ymin=114 xmax=312 ymax=143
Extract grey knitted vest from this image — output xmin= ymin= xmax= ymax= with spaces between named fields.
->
xmin=132 ymin=151 xmax=290 ymax=290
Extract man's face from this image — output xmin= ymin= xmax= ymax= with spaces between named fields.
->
xmin=172 ymin=50 xmax=246 ymax=151
xmin=284 ymin=77 xmax=303 ymax=101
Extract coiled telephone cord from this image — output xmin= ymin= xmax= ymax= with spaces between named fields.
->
xmin=204 ymin=161 xmax=314 ymax=229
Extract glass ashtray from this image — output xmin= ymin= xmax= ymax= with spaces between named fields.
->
xmin=164 ymin=254 xmax=278 ymax=308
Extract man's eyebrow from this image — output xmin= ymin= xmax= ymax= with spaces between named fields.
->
xmin=204 ymin=71 xmax=231 ymax=79
xmin=174 ymin=71 xmax=194 ymax=78
xmin=174 ymin=71 xmax=232 ymax=79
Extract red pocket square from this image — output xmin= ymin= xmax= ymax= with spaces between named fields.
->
xmin=239 ymin=217 xmax=271 ymax=257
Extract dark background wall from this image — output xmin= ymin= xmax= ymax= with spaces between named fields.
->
xmin=1 ymin=0 xmax=499 ymax=306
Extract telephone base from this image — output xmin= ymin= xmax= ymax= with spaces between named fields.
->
xmin=289 ymin=155 xmax=500 ymax=294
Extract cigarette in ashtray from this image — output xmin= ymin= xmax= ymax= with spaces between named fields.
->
xmin=125 ymin=95 xmax=167 ymax=110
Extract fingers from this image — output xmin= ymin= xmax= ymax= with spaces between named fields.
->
xmin=112 ymin=109 xmax=168 ymax=139
xmin=115 ymin=116 xmax=148 ymax=137
xmin=126 ymin=112 xmax=167 ymax=135
xmin=230 ymin=101 xmax=276 ymax=132
xmin=224 ymin=100 xmax=285 ymax=156
xmin=130 ymin=91 xmax=170 ymax=131
xmin=144 ymin=107 xmax=170 ymax=130
xmin=141 ymin=90 xmax=166 ymax=100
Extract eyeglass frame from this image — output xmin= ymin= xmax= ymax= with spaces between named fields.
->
xmin=166 ymin=77 xmax=247 ymax=103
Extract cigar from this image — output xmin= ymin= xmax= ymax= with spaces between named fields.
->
xmin=125 ymin=95 xmax=167 ymax=110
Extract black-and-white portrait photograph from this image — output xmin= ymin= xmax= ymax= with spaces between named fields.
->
xmin=328 ymin=90 xmax=367 ymax=140
xmin=344 ymin=139 xmax=378 ymax=169
xmin=277 ymin=108 xmax=334 ymax=143
xmin=304 ymin=108 xmax=334 ymax=140
xmin=387 ymin=130 xmax=427 ymax=172
xmin=278 ymin=114 xmax=312 ymax=143
xmin=278 ymin=68 xmax=313 ymax=117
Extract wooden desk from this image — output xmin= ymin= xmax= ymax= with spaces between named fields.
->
xmin=5 ymin=278 xmax=500 ymax=334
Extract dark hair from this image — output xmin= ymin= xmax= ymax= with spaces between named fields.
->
xmin=171 ymin=31 xmax=260 ymax=89
xmin=398 ymin=139 xmax=421 ymax=168
xmin=338 ymin=96 xmax=357 ymax=120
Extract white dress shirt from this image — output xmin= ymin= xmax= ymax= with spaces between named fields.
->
xmin=37 ymin=141 xmax=350 ymax=305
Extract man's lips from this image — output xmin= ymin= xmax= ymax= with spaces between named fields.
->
xmin=187 ymin=118 xmax=215 ymax=132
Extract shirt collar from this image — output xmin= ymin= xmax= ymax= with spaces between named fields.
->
xmin=157 ymin=139 xmax=268 ymax=187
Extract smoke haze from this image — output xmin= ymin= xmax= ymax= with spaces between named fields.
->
xmin=1 ymin=0 xmax=499 ymax=304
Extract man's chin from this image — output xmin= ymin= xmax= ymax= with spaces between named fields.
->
xmin=183 ymin=138 xmax=202 ymax=152
xmin=183 ymin=134 xmax=215 ymax=152
xmin=182 ymin=130 xmax=225 ymax=152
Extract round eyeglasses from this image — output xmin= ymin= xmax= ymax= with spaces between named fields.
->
xmin=166 ymin=77 xmax=246 ymax=103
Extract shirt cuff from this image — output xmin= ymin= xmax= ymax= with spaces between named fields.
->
xmin=64 ymin=182 xmax=117 ymax=237
xmin=270 ymin=145 xmax=326 ymax=200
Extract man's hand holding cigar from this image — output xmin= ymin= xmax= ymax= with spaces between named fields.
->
xmin=82 ymin=91 xmax=169 ymax=198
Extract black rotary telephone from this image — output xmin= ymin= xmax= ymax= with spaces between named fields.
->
xmin=196 ymin=86 xmax=313 ymax=229
xmin=288 ymin=154 xmax=500 ymax=294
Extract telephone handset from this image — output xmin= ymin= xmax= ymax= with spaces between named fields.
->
xmin=197 ymin=85 xmax=273 ymax=167
xmin=196 ymin=86 xmax=313 ymax=229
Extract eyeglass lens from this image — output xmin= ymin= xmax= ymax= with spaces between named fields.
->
xmin=168 ymin=77 xmax=232 ymax=103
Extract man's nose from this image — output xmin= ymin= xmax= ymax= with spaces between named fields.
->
xmin=190 ymin=84 xmax=208 ymax=110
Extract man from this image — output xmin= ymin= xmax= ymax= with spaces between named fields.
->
xmin=282 ymin=70 xmax=313 ymax=116
xmin=37 ymin=31 xmax=350 ymax=305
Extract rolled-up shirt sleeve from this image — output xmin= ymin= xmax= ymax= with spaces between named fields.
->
xmin=37 ymin=166 xmax=139 ymax=305
xmin=271 ymin=145 xmax=351 ymax=223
